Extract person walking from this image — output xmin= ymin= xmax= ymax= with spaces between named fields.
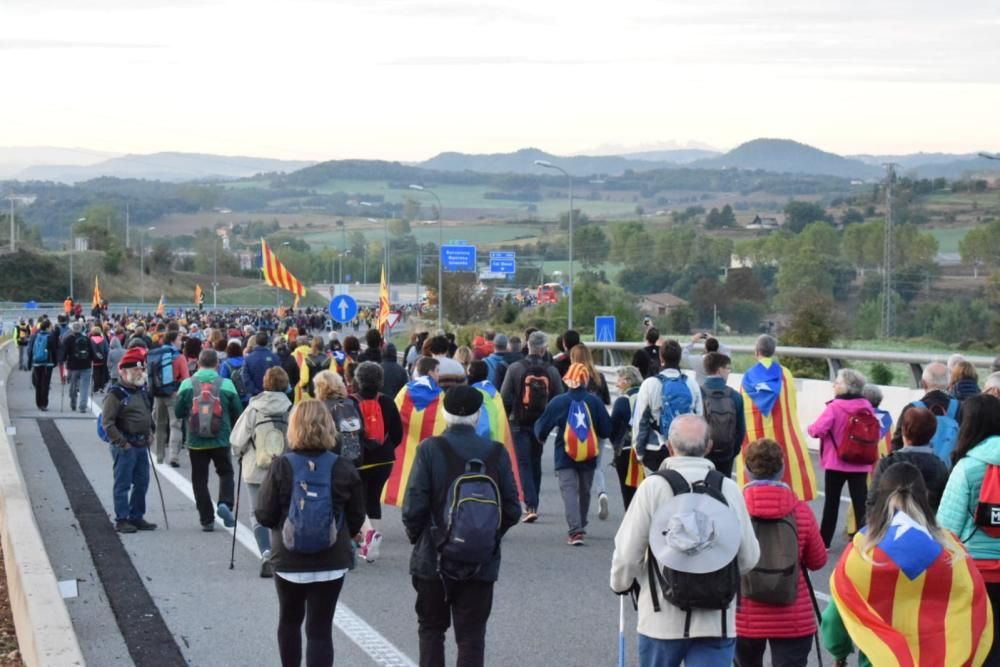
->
xmin=402 ymin=385 xmax=521 ymax=667
xmin=90 ymin=326 xmax=110 ymax=394
xmin=610 ymin=365 xmax=643 ymax=510
xmin=379 ymin=343 xmax=408 ymax=399
xmin=174 ymin=348 xmax=244 ymax=531
xmin=107 ymin=335 xmax=124 ymax=385
xmin=15 ymin=319 xmax=31 ymax=371
xmin=569 ymin=344 xmax=612 ymax=520
xmin=220 ymin=339 xmax=250 ymax=406
xmin=27 ymin=319 xmax=59 ymax=411
xmin=867 ymin=407 xmax=950 ymax=511
xmin=102 ymin=347 xmax=158 ymax=534
xmin=61 ymin=320 xmax=95 ymax=413
xmin=242 ymin=332 xmax=281 ymax=399
xmin=701 ymin=352 xmax=744 ymax=479
xmin=230 ymin=367 xmax=292 ymax=577
xmin=147 ymin=330 xmax=189 ymax=467
xmin=255 ymin=399 xmax=366 ymax=667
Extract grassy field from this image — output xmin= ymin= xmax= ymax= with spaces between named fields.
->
xmin=927 ymin=226 xmax=972 ymax=254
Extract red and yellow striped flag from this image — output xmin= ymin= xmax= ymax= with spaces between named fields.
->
xmin=194 ymin=284 xmax=203 ymax=306
xmin=155 ymin=294 xmax=165 ymax=316
xmin=473 ymin=381 xmax=523 ymax=501
xmin=92 ymin=275 xmax=102 ymax=308
xmin=624 ymin=448 xmax=646 ymax=487
xmin=563 ymin=400 xmax=599 ymax=462
xmin=830 ymin=527 xmax=993 ymax=666
xmin=381 ymin=379 xmax=447 ymax=507
xmin=261 ymin=239 xmax=306 ymax=297
xmin=377 ymin=264 xmax=390 ymax=334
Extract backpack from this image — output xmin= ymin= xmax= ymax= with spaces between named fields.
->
xmin=189 ymin=376 xmax=224 ymax=438
xmin=97 ymin=384 xmax=150 ymax=445
xmin=32 ymin=332 xmax=51 ymax=365
xmin=251 ymin=414 xmax=289 ymax=470
xmin=147 ymin=346 xmax=180 ymax=397
xmin=70 ymin=334 xmax=93 ymax=364
xmin=305 ymin=354 xmax=331 ymax=397
xmin=974 ymin=465 xmax=1000 ymax=538
xmin=356 ymin=396 xmax=386 ymax=451
xmin=835 ymin=407 xmax=881 ymax=465
xmin=657 ymin=374 xmax=694 ymax=436
xmin=703 ymin=387 xmax=738 ymax=460
xmin=329 ymin=398 xmax=363 ymax=463
xmin=281 ymin=451 xmax=343 ymax=554
xmin=563 ymin=399 xmax=599 ymax=462
xmin=484 ymin=355 xmax=507 ymax=387
xmin=742 ymin=510 xmax=800 ymax=605
xmin=636 ymin=346 xmax=661 ymax=378
xmin=224 ymin=360 xmax=248 ymax=399
xmin=647 ymin=469 xmax=740 ymax=621
xmin=514 ymin=361 xmax=551 ymax=424
xmin=914 ymin=399 xmax=960 ymax=464
xmin=432 ymin=438 xmax=503 ymax=579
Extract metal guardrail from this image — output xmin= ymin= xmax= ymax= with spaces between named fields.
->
xmin=587 ymin=342 xmax=997 ymax=388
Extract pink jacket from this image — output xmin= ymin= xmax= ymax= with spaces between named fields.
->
xmin=807 ymin=396 xmax=876 ymax=473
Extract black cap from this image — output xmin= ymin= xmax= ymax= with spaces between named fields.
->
xmin=443 ymin=385 xmax=483 ymax=417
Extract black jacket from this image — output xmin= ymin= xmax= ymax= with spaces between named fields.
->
xmin=867 ymin=446 xmax=950 ymax=511
xmin=401 ymin=425 xmax=521 ymax=582
xmin=891 ymin=390 xmax=962 ymax=451
xmin=499 ymin=354 xmax=565 ymax=427
xmin=380 ymin=359 xmax=409 ymax=400
xmin=255 ymin=451 xmax=366 ymax=573
xmin=352 ymin=390 xmax=403 ymax=465
xmin=61 ymin=332 xmax=96 ymax=371
xmin=26 ymin=330 xmax=60 ymax=369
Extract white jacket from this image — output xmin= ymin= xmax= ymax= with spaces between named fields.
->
xmin=631 ymin=369 xmax=703 ymax=450
xmin=609 ymin=456 xmax=760 ymax=640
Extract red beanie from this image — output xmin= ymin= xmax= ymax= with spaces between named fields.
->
xmin=119 ymin=347 xmax=147 ymax=370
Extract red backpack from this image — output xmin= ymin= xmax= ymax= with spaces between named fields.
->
xmin=356 ymin=396 xmax=386 ymax=451
xmin=975 ymin=466 xmax=1000 ymax=538
xmin=836 ymin=408 xmax=881 ymax=465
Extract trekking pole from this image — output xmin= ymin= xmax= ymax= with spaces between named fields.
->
xmin=803 ymin=569 xmax=824 ymax=667
xmin=60 ymin=378 xmax=65 ymax=411
xmin=618 ymin=594 xmax=625 ymax=667
xmin=229 ymin=458 xmax=243 ymax=570
xmin=147 ymin=446 xmax=169 ymax=530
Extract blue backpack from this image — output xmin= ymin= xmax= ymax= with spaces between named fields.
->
xmin=97 ymin=384 xmax=150 ymax=445
xmin=32 ymin=332 xmax=51 ymax=365
xmin=281 ymin=452 xmax=343 ymax=554
xmin=658 ymin=374 xmax=694 ymax=436
xmin=147 ymin=346 xmax=180 ymax=397
xmin=914 ymin=399 xmax=960 ymax=464
xmin=434 ymin=438 xmax=502 ymax=579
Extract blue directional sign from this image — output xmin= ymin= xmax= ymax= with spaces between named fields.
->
xmin=441 ymin=245 xmax=477 ymax=272
xmin=490 ymin=251 xmax=516 ymax=274
xmin=329 ymin=294 xmax=359 ymax=323
xmin=595 ymin=316 xmax=617 ymax=343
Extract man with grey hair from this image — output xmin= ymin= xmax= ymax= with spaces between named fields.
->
xmin=61 ymin=319 xmax=96 ymax=413
xmin=891 ymin=361 xmax=962 ymax=451
xmin=500 ymin=330 xmax=564 ymax=523
xmin=484 ymin=334 xmax=510 ymax=389
xmin=610 ymin=414 xmax=759 ymax=664
xmin=984 ymin=372 xmax=1000 ymax=399
xmin=402 ymin=385 xmax=520 ymax=667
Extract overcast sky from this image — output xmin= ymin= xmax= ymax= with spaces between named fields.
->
xmin=3 ymin=0 xmax=999 ymax=161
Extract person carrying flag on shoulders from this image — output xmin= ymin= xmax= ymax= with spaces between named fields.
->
xmin=534 ymin=362 xmax=611 ymax=546
xmin=467 ymin=360 xmax=523 ymax=501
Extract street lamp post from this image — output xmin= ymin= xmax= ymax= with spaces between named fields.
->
xmin=70 ymin=217 xmax=86 ymax=300
xmin=336 ymin=220 xmax=346 ymax=285
xmin=409 ymin=185 xmax=444 ymax=330
xmin=212 ymin=237 xmax=219 ymax=309
xmin=534 ymin=160 xmax=574 ymax=329
xmin=6 ymin=196 xmax=15 ymax=252
xmin=139 ymin=226 xmax=155 ymax=305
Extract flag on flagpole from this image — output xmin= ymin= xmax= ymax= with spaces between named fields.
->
xmin=91 ymin=275 xmax=102 ymax=308
xmin=194 ymin=284 xmax=203 ymax=306
xmin=377 ymin=264 xmax=390 ymax=334
xmin=261 ymin=239 xmax=306 ymax=297
xmin=156 ymin=294 xmax=165 ymax=316
xmin=293 ymin=294 xmax=300 ymax=310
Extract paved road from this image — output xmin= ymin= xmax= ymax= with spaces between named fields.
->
xmin=8 ymin=367 xmax=854 ymax=666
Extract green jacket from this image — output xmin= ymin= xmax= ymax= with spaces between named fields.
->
xmin=174 ymin=369 xmax=244 ymax=449
xmin=821 ymin=602 xmax=870 ymax=667
xmin=937 ymin=435 xmax=1000 ymax=560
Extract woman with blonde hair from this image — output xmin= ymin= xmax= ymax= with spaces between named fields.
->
xmin=454 ymin=345 xmax=474 ymax=373
xmin=313 ymin=369 xmax=364 ymax=465
xmin=255 ymin=399 xmax=365 ymax=667
xmin=951 ymin=360 xmax=982 ymax=402
xmin=569 ymin=343 xmax=612 ymax=520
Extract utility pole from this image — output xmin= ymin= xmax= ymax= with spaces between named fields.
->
xmin=125 ymin=203 xmax=130 ymax=249
xmin=881 ymin=163 xmax=897 ymax=339
xmin=213 ymin=237 xmax=219 ymax=309
xmin=6 ymin=196 xmax=14 ymax=252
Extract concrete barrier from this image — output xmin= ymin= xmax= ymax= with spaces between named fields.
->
xmin=0 ymin=342 xmax=85 ymax=666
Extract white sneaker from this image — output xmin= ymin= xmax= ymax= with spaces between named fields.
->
xmin=598 ymin=493 xmax=609 ymax=521
xmin=365 ymin=531 xmax=383 ymax=563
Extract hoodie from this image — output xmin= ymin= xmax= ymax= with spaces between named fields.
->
xmin=380 ymin=344 xmax=409 ymax=399
xmin=108 ymin=337 xmax=124 ymax=380
xmin=937 ymin=436 xmax=1000 ymax=560
xmin=229 ymin=391 xmax=292 ymax=484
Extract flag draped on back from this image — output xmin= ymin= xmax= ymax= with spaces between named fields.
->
xmin=736 ymin=360 xmax=817 ymax=501
xmin=377 ymin=265 xmax=391 ymax=334
xmin=261 ymin=239 xmax=306 ymax=297
xmin=472 ymin=380 xmax=523 ymax=501
xmin=194 ymin=284 xmax=203 ymax=307
xmin=92 ymin=275 xmax=102 ymax=309
xmin=830 ymin=515 xmax=993 ymax=666
xmin=382 ymin=377 xmax=447 ymax=507
xmin=563 ymin=399 xmax=599 ymax=462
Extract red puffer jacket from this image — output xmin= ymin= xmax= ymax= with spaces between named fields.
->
xmin=735 ymin=481 xmax=827 ymax=638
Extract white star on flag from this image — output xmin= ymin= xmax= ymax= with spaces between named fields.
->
xmin=573 ymin=409 xmax=587 ymax=429
xmin=891 ymin=511 xmax=932 ymax=542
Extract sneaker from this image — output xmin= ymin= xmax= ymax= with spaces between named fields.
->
xmin=260 ymin=558 xmax=274 ymax=578
xmin=357 ymin=539 xmax=368 ymax=561
xmin=115 ymin=521 xmax=138 ymax=534
xmin=522 ymin=509 xmax=538 ymax=523
xmin=129 ymin=518 xmax=158 ymax=531
xmin=169 ymin=460 xmax=180 ymax=468
xmin=598 ymin=493 xmax=609 ymax=521
xmin=365 ymin=531 xmax=383 ymax=563
xmin=217 ymin=503 xmax=235 ymax=528
xmin=567 ymin=533 xmax=585 ymax=546
xmin=202 ymin=522 xmax=215 ymax=532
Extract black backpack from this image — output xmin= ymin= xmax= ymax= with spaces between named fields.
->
xmin=514 ymin=361 xmax=551 ymax=424
xmin=71 ymin=334 xmax=93 ymax=364
xmin=741 ymin=512 xmax=799 ymax=605
xmin=223 ymin=361 xmax=248 ymax=399
xmin=703 ymin=387 xmax=738 ymax=460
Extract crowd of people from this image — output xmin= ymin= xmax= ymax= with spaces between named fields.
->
xmin=10 ymin=306 xmax=1000 ymax=666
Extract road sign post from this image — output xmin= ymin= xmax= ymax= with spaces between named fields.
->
xmin=329 ymin=294 xmax=359 ymax=324
xmin=595 ymin=316 xmax=617 ymax=343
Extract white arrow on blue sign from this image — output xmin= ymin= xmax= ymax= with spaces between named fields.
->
xmin=595 ymin=316 xmax=617 ymax=343
xmin=329 ymin=294 xmax=359 ymax=323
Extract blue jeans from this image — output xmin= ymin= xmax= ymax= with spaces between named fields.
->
xmin=638 ymin=635 xmax=736 ymax=667
xmin=512 ymin=428 xmax=544 ymax=510
xmin=68 ymin=367 xmax=92 ymax=412
xmin=110 ymin=445 xmax=150 ymax=522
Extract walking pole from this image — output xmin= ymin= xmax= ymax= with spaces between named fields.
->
xmin=60 ymin=377 xmax=65 ymax=411
xmin=229 ymin=458 xmax=243 ymax=570
xmin=618 ymin=594 xmax=626 ymax=667
xmin=147 ymin=446 xmax=169 ymax=530
xmin=803 ymin=568 xmax=824 ymax=667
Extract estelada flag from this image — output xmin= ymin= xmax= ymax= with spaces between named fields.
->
xmin=91 ymin=275 xmax=102 ymax=309
xmin=830 ymin=513 xmax=993 ymax=666
xmin=564 ymin=399 xmax=599 ymax=462
xmin=382 ymin=377 xmax=446 ymax=507
xmin=377 ymin=264 xmax=391 ymax=334
xmin=194 ymin=284 xmax=203 ymax=306
xmin=624 ymin=448 xmax=645 ymax=487
xmin=261 ymin=239 xmax=306 ymax=297
xmin=735 ymin=359 xmax=817 ymax=501
xmin=472 ymin=380 xmax=523 ymax=501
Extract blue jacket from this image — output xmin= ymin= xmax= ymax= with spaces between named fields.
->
xmin=534 ymin=387 xmax=612 ymax=471
xmin=241 ymin=347 xmax=280 ymax=398
xmin=702 ymin=376 xmax=747 ymax=455
xmin=937 ymin=435 xmax=1000 ymax=560
xmin=220 ymin=356 xmax=248 ymax=404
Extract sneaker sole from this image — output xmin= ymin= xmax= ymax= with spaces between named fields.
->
xmin=522 ymin=513 xmax=538 ymax=523
xmin=598 ymin=495 xmax=609 ymax=521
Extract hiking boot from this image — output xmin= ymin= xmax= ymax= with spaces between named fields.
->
xmin=598 ymin=493 xmax=609 ymax=521
xmin=567 ymin=533 xmax=585 ymax=546
xmin=201 ymin=522 xmax=215 ymax=532
xmin=129 ymin=518 xmax=158 ymax=531
xmin=116 ymin=521 xmax=138 ymax=534
xmin=217 ymin=503 xmax=235 ymax=528
xmin=365 ymin=530 xmax=383 ymax=563
xmin=522 ymin=508 xmax=538 ymax=523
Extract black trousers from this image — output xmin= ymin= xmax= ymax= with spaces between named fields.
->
xmin=641 ymin=447 xmax=669 ymax=472
xmin=413 ymin=576 xmax=494 ymax=667
xmin=820 ymin=469 xmax=868 ymax=548
xmin=613 ymin=449 xmax=637 ymax=510
xmin=188 ymin=447 xmax=235 ymax=525
xmin=735 ymin=635 xmax=814 ymax=667
xmin=32 ymin=366 xmax=53 ymax=409
xmin=360 ymin=462 xmax=392 ymax=520
xmin=275 ymin=575 xmax=344 ymax=667
xmin=707 ymin=451 xmax=736 ymax=479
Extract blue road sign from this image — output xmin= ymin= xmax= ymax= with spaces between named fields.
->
xmin=490 ymin=251 xmax=516 ymax=274
xmin=329 ymin=294 xmax=359 ymax=323
xmin=595 ymin=316 xmax=617 ymax=343
xmin=441 ymin=245 xmax=477 ymax=272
